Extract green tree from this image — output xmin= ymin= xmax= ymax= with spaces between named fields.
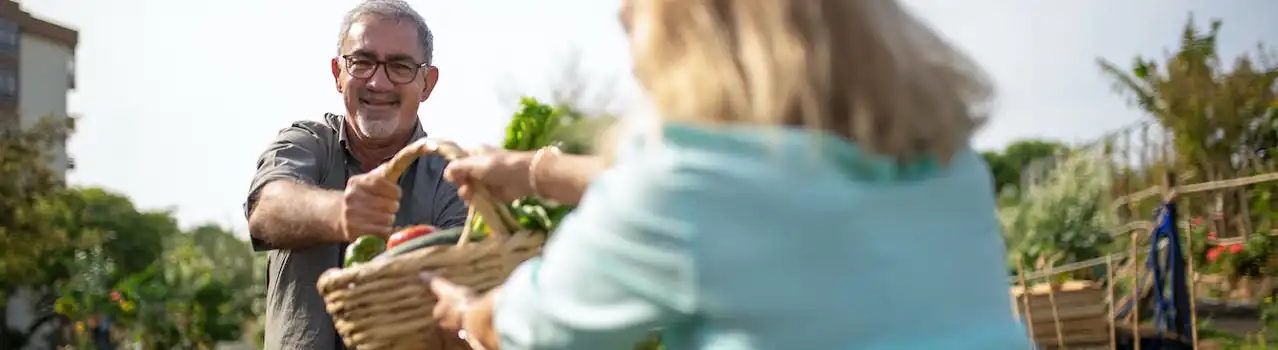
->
xmin=982 ymin=139 xmax=1069 ymax=198
xmin=1099 ymin=16 xmax=1278 ymax=237
xmin=66 ymin=188 xmax=172 ymax=284
xmin=156 ymin=228 xmax=257 ymax=348
xmin=2 ymin=117 xmax=262 ymax=349
xmin=49 ymin=189 xmax=183 ymax=347
xmin=190 ymin=224 xmax=256 ymax=290
xmin=0 ymin=117 xmax=87 ymax=288
xmin=1002 ymin=151 xmax=1116 ymax=274
xmin=73 ymin=225 xmax=258 ymax=349
xmin=0 ymin=116 xmax=95 ymax=349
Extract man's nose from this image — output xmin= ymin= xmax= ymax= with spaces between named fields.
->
xmin=364 ymin=65 xmax=396 ymax=91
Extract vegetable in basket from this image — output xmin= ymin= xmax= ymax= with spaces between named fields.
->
xmin=375 ymin=226 xmax=473 ymax=261
xmin=343 ymin=235 xmax=386 ymax=267
xmin=466 ymin=97 xmax=580 ymax=236
xmin=386 ymin=224 xmax=438 ymax=249
xmin=504 ymin=97 xmax=565 ymax=152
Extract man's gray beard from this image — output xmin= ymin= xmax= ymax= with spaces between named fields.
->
xmin=355 ymin=117 xmax=400 ymax=140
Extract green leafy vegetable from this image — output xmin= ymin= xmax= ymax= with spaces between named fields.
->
xmin=344 ymin=236 xmax=386 ymax=267
xmin=481 ymin=98 xmax=578 ymax=234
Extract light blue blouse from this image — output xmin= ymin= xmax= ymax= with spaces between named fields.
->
xmin=493 ymin=124 xmax=1031 ymax=350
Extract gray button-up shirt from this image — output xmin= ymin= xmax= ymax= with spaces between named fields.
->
xmin=244 ymin=113 xmax=468 ymax=350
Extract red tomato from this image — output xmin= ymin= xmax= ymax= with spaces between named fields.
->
xmin=387 ymin=225 xmax=437 ymax=249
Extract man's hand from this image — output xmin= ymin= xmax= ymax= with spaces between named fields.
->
xmin=340 ymin=169 xmax=401 ymax=240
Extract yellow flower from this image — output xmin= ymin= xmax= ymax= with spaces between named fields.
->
xmin=75 ymin=322 xmax=85 ymax=334
xmin=1267 ymin=296 xmax=1273 ymax=305
xmin=120 ymin=301 xmax=135 ymax=312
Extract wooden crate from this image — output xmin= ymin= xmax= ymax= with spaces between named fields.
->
xmin=1011 ymin=281 xmax=1112 ymax=348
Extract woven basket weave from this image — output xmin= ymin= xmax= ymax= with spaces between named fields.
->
xmin=317 ymin=139 xmax=547 ymax=350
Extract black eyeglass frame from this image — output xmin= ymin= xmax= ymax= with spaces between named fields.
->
xmin=339 ymin=54 xmax=431 ymax=85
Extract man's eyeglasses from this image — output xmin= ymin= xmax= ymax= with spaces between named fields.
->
xmin=340 ymin=55 xmax=429 ymax=84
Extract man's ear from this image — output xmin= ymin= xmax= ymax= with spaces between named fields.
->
xmin=420 ymin=66 xmax=439 ymax=102
xmin=331 ymin=58 xmax=344 ymax=93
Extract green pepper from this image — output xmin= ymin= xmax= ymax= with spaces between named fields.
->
xmin=469 ymin=214 xmax=489 ymax=238
xmin=344 ymin=235 xmax=386 ymax=267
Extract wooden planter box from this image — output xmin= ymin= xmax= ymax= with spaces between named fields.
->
xmin=1010 ymin=281 xmax=1112 ymax=348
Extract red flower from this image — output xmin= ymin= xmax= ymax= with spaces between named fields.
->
xmin=109 ymin=290 xmax=121 ymax=302
xmin=1229 ymin=244 xmax=1244 ymax=254
xmin=1207 ymin=246 xmax=1225 ymax=262
xmin=1193 ymin=217 xmax=1204 ymax=226
xmin=1208 ymin=232 xmax=1218 ymax=240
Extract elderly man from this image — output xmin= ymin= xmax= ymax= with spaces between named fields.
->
xmin=243 ymin=1 xmax=467 ymax=349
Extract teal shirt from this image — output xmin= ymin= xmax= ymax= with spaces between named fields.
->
xmin=493 ymin=125 xmax=1031 ymax=350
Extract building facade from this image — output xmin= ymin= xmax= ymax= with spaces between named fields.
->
xmin=0 ymin=2 xmax=76 ymax=347
xmin=0 ymin=0 xmax=76 ymax=176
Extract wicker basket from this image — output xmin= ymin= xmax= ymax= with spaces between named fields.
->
xmin=317 ymin=139 xmax=547 ymax=350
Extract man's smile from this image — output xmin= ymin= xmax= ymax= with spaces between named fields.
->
xmin=360 ymin=97 xmax=401 ymax=111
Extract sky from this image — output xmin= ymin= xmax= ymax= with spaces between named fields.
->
xmin=16 ymin=0 xmax=1278 ymax=238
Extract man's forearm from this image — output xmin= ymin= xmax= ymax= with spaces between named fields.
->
xmin=248 ymin=180 xmax=345 ymax=249
xmin=538 ymin=154 xmax=607 ymax=206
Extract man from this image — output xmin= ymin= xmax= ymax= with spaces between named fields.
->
xmin=243 ymin=1 xmax=468 ymax=349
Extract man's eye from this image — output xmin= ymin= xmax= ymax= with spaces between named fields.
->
xmin=350 ymin=60 xmax=376 ymax=69
xmin=388 ymin=63 xmax=415 ymax=74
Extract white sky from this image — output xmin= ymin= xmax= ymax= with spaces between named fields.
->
xmin=18 ymin=0 xmax=1278 ymax=237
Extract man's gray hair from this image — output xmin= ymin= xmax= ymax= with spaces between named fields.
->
xmin=337 ymin=0 xmax=434 ymax=64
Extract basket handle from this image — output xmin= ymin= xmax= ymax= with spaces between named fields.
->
xmin=374 ymin=138 xmax=519 ymax=242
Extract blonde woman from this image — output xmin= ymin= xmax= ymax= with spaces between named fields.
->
xmin=427 ymin=0 xmax=1030 ymax=349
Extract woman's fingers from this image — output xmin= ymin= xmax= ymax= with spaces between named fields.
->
xmin=433 ymin=301 xmax=459 ymax=331
xmin=428 ymin=276 xmax=475 ymax=331
xmin=470 ymin=145 xmax=500 ymax=155
xmin=445 ymin=145 xmax=507 ymax=184
xmin=456 ymin=184 xmax=473 ymax=201
xmin=431 ymin=277 xmax=469 ymax=299
xmin=443 ymin=158 xmax=475 ymax=184
xmin=446 ymin=146 xmax=535 ymax=202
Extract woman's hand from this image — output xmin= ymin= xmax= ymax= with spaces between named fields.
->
xmin=443 ymin=147 xmax=536 ymax=203
xmin=427 ymin=273 xmax=501 ymax=349
xmin=428 ymin=275 xmax=476 ymax=332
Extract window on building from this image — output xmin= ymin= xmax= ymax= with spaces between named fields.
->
xmin=0 ymin=19 xmax=18 ymax=54
xmin=67 ymin=57 xmax=75 ymax=88
xmin=0 ymin=70 xmax=16 ymax=97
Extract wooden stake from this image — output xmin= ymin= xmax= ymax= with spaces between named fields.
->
xmin=1130 ymin=230 xmax=1141 ymax=350
xmin=1107 ymin=255 xmax=1116 ymax=350
xmin=1017 ymin=261 xmax=1036 ymax=350
xmin=1046 ymin=276 xmax=1065 ymax=349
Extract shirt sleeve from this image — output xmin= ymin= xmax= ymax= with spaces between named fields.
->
xmin=492 ymin=150 xmax=699 ymax=350
xmin=244 ymin=124 xmax=328 ymax=252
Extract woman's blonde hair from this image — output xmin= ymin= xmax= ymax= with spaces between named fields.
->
xmin=626 ymin=0 xmax=993 ymax=163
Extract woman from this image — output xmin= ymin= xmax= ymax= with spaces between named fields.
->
xmin=428 ymin=0 xmax=1031 ymax=349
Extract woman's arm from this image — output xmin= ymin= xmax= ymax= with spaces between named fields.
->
xmin=442 ymin=148 xmax=607 ymax=206
xmin=530 ymin=151 xmax=608 ymax=206
xmin=477 ymin=159 xmax=699 ymax=350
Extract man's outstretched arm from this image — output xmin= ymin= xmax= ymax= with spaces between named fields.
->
xmin=245 ymin=126 xmax=344 ymax=251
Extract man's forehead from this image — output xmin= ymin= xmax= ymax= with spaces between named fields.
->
xmin=342 ymin=16 xmax=423 ymax=61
